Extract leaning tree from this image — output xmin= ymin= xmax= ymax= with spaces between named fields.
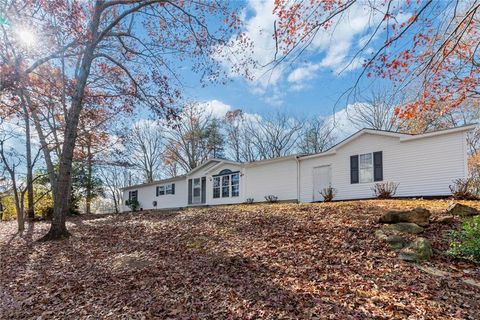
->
xmin=0 ymin=0 xmax=248 ymax=239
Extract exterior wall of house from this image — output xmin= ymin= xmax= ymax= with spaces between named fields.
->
xmin=121 ymin=178 xmax=187 ymax=211
xmin=244 ymin=158 xmax=299 ymax=202
xmin=299 ymin=131 xmax=468 ymax=202
xmin=186 ymin=161 xmax=220 ymax=180
xmin=186 ymin=161 xmax=219 ymax=206
xmin=120 ymin=128 xmax=471 ymax=212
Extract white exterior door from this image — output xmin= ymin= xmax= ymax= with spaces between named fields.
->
xmin=313 ymin=165 xmax=332 ymax=201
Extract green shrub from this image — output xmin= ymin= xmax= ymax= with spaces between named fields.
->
xmin=447 ymin=215 xmax=480 ymax=262
xmin=126 ymin=199 xmax=140 ymax=212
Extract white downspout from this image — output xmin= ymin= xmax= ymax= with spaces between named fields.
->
xmin=295 ymin=156 xmax=300 ymax=203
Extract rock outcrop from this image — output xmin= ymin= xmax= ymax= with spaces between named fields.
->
xmin=446 ymin=203 xmax=479 ymax=217
xmin=381 ymin=222 xmax=424 ymax=234
xmin=379 ymin=207 xmax=431 ymax=227
xmin=398 ymin=237 xmax=433 ymax=262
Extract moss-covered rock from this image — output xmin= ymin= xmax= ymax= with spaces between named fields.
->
xmin=447 ymin=203 xmax=479 ymax=217
xmin=398 ymin=237 xmax=433 ymax=262
xmin=382 ymin=222 xmax=424 ymax=234
xmin=375 ymin=229 xmax=407 ymax=249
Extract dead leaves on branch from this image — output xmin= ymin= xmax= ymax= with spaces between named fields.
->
xmin=1 ymin=200 xmax=480 ymax=319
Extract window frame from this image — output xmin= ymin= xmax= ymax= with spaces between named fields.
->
xmin=128 ymin=190 xmax=138 ymax=201
xmin=165 ymin=184 xmax=173 ymax=195
xmin=212 ymin=170 xmax=240 ymax=199
xmin=213 ymin=176 xmax=221 ymax=198
xmin=359 ymin=152 xmax=374 ymax=183
xmin=157 ymin=186 xmax=165 ymax=196
xmin=221 ymin=175 xmax=230 ymax=198
xmin=231 ymin=173 xmax=240 ymax=197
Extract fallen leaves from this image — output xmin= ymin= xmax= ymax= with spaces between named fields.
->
xmin=1 ymin=199 xmax=479 ymax=319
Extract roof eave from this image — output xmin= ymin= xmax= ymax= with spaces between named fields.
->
xmin=400 ymin=124 xmax=477 ymax=142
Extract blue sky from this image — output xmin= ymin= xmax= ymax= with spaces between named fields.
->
xmin=176 ymin=0 xmax=400 ymax=121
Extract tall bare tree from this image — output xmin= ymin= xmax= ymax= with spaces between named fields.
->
xmin=298 ymin=117 xmax=335 ymax=154
xmin=98 ymin=162 xmax=132 ymax=214
xmin=247 ymin=113 xmax=303 ymax=159
xmin=1 ymin=1 xmax=246 ymax=239
xmin=125 ymin=121 xmax=165 ymax=183
xmin=346 ymin=90 xmax=400 ymax=131
xmin=165 ymin=104 xmax=215 ymax=171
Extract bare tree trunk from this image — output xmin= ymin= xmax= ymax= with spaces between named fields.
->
xmin=0 ymin=142 xmax=24 ymax=232
xmin=112 ymin=191 xmax=119 ymax=214
xmin=20 ymin=96 xmax=35 ymax=220
xmin=13 ymin=179 xmax=24 ymax=232
xmin=86 ymin=139 xmax=93 ymax=215
xmin=41 ymin=46 xmax=98 ymax=240
xmin=27 ymin=96 xmax=57 ymax=195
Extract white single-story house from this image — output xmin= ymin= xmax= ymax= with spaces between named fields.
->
xmin=121 ymin=125 xmax=475 ymax=211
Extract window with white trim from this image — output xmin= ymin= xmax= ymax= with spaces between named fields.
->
xmin=213 ymin=177 xmax=221 ymax=198
xmin=222 ymin=175 xmax=230 ymax=197
xmin=156 ymin=183 xmax=175 ymax=196
xmin=231 ymin=173 xmax=239 ymax=197
xmin=212 ymin=171 xmax=240 ymax=198
xmin=359 ymin=153 xmax=373 ymax=183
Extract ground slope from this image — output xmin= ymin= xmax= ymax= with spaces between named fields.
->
xmin=1 ymin=200 xmax=479 ymax=319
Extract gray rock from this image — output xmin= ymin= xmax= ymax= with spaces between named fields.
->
xmin=374 ymin=229 xmax=387 ymax=241
xmin=375 ymin=229 xmax=407 ymax=249
xmin=382 ymin=222 xmax=424 ymax=234
xmin=398 ymin=237 xmax=433 ymax=262
xmin=436 ymin=215 xmax=455 ymax=225
xmin=446 ymin=203 xmax=479 ymax=217
xmin=379 ymin=207 xmax=431 ymax=227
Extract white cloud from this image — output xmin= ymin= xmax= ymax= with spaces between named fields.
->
xmin=215 ymin=0 xmax=391 ymax=101
xmin=287 ymin=63 xmax=322 ymax=83
xmin=325 ymin=104 xmax=363 ymax=140
xmin=213 ymin=0 xmax=281 ymax=89
xmin=198 ymin=99 xmax=264 ymax=121
xmin=198 ymin=99 xmax=232 ymax=118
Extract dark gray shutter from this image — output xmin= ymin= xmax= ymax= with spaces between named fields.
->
xmin=171 ymin=183 xmax=175 ymax=195
xmin=201 ymin=177 xmax=206 ymax=204
xmin=156 ymin=186 xmax=159 ymax=197
xmin=350 ymin=155 xmax=359 ymax=184
xmin=188 ymin=179 xmax=192 ymax=204
xmin=373 ymin=151 xmax=383 ymax=181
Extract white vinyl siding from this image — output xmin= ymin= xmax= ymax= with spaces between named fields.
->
xmin=244 ymin=159 xmax=298 ymax=203
xmin=121 ymin=128 xmax=470 ymax=212
xmin=122 ymin=178 xmax=186 ymax=211
xmin=300 ymin=131 xmax=468 ymax=202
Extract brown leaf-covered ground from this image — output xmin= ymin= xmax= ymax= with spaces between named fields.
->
xmin=1 ymin=200 xmax=480 ymax=319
